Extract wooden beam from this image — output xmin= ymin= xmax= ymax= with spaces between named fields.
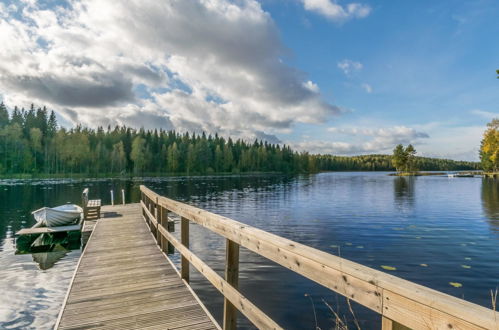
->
xmin=181 ymin=216 xmax=189 ymax=283
xmin=157 ymin=225 xmax=282 ymax=330
xmin=223 ymin=239 xmax=240 ymax=330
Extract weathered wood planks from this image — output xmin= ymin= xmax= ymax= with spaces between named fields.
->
xmin=56 ymin=204 xmax=218 ymax=330
xmin=16 ymin=223 xmax=81 ymax=235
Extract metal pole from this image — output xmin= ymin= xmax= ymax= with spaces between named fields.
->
xmin=110 ymin=190 xmax=114 ymax=205
xmin=121 ymin=189 xmax=125 ymax=205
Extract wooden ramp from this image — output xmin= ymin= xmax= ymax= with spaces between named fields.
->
xmin=56 ymin=204 xmax=218 ymax=330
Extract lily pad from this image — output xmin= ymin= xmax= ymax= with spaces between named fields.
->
xmin=415 ymin=236 xmax=422 ymax=239
xmin=461 ymin=265 xmax=471 ymax=269
xmin=356 ymin=245 xmax=364 ymax=249
xmin=345 ymin=242 xmax=352 ymax=246
xmin=420 ymin=264 xmax=428 ymax=267
xmin=381 ymin=265 xmax=397 ymax=271
xmin=330 ymin=245 xmax=339 ymax=248
xmin=449 ymin=282 xmax=462 ymax=288
xmin=464 ymin=257 xmax=472 ymax=261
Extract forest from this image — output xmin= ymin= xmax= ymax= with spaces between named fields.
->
xmin=0 ymin=103 xmax=480 ymax=177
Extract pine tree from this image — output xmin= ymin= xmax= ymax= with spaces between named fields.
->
xmin=0 ymin=102 xmax=9 ymax=128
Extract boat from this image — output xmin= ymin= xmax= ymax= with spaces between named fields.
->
xmin=32 ymin=204 xmax=83 ymax=227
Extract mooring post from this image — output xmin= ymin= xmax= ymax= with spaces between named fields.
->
xmin=121 ymin=189 xmax=125 ymax=205
xmin=181 ymin=217 xmax=189 ymax=283
xmin=223 ymin=239 xmax=240 ymax=330
xmin=110 ymin=190 xmax=114 ymax=205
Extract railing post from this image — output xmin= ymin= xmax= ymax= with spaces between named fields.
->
xmin=155 ymin=198 xmax=160 ymax=244
xmin=167 ymin=218 xmax=175 ymax=254
xmin=382 ymin=316 xmax=410 ymax=330
xmin=223 ymin=239 xmax=240 ymax=330
xmin=181 ymin=217 xmax=189 ymax=283
xmin=121 ymin=189 xmax=125 ymax=205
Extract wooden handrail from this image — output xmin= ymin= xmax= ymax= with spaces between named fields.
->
xmin=140 ymin=185 xmax=499 ymax=330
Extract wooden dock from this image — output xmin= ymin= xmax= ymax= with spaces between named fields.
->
xmin=55 ymin=204 xmax=218 ymax=330
xmin=52 ymin=186 xmax=499 ymax=330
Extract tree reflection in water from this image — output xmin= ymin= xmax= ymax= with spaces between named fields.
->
xmin=481 ymin=178 xmax=499 ymax=233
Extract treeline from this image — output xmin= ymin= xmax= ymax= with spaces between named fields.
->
xmin=315 ymin=154 xmax=479 ymax=172
xmin=0 ymin=103 xmax=479 ymax=176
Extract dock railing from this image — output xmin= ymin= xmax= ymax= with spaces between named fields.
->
xmin=140 ymin=185 xmax=498 ymax=330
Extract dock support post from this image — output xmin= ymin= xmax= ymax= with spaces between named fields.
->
xmin=121 ymin=189 xmax=125 ymax=205
xmin=181 ymin=217 xmax=189 ymax=283
xmin=110 ymin=190 xmax=114 ymax=205
xmin=223 ymin=239 xmax=240 ymax=330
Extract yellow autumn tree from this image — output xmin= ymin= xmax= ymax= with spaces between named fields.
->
xmin=480 ymin=118 xmax=499 ymax=172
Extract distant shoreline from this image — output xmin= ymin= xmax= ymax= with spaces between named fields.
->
xmin=0 ymin=169 xmax=485 ymax=180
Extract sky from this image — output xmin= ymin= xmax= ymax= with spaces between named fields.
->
xmin=0 ymin=0 xmax=498 ymax=161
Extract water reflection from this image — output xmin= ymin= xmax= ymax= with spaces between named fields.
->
xmin=481 ymin=178 xmax=499 ymax=232
xmin=16 ymin=232 xmax=81 ymax=270
xmin=2 ymin=173 xmax=499 ymax=330
xmin=393 ymin=176 xmax=415 ymax=209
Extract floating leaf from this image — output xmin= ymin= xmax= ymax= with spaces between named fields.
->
xmin=408 ymin=225 xmax=417 ymax=229
xmin=330 ymin=245 xmax=338 ymax=248
xmin=345 ymin=242 xmax=352 ymax=246
xmin=415 ymin=236 xmax=422 ymax=239
xmin=464 ymin=257 xmax=472 ymax=261
xmin=356 ymin=245 xmax=364 ymax=249
xmin=381 ymin=265 xmax=397 ymax=271
xmin=392 ymin=227 xmax=404 ymax=231
xmin=420 ymin=264 xmax=428 ymax=267
xmin=461 ymin=265 xmax=471 ymax=269
xmin=449 ymin=282 xmax=462 ymax=288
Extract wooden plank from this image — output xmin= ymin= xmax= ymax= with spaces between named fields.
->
xmin=223 ymin=239 xmax=239 ymax=330
xmin=56 ymin=203 xmax=218 ymax=330
xmin=16 ymin=223 xmax=81 ymax=235
xmin=141 ymin=185 xmax=499 ymax=330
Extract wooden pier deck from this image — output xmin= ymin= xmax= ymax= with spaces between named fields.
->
xmin=55 ymin=203 xmax=218 ymax=330
xmin=52 ymin=186 xmax=499 ymax=330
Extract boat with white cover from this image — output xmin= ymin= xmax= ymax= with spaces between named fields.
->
xmin=32 ymin=204 xmax=83 ymax=227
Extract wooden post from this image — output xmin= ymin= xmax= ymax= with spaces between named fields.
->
xmin=382 ymin=316 xmax=410 ymax=330
xmin=159 ymin=205 xmax=166 ymax=252
xmin=121 ymin=189 xmax=125 ymax=205
xmin=181 ymin=217 xmax=189 ymax=283
xmin=223 ymin=239 xmax=240 ymax=330
xmin=167 ymin=219 xmax=175 ymax=255
xmin=154 ymin=199 xmax=159 ymax=244
xmin=110 ymin=190 xmax=114 ymax=206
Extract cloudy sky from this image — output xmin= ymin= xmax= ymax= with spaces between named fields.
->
xmin=0 ymin=0 xmax=498 ymax=160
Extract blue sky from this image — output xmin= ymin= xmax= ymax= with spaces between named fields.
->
xmin=0 ymin=0 xmax=497 ymax=160
xmin=262 ymin=0 xmax=499 ymax=159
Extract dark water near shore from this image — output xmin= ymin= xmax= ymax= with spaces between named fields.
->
xmin=1 ymin=172 xmax=498 ymax=329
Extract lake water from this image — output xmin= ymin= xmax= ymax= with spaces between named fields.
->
xmin=0 ymin=172 xmax=498 ymax=329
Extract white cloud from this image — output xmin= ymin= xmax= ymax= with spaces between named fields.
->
xmin=337 ymin=59 xmax=363 ymax=75
xmin=0 ymin=0 xmax=341 ymax=142
xmin=470 ymin=109 xmax=499 ymax=120
xmin=298 ymin=125 xmax=430 ymax=155
xmin=301 ymin=0 xmax=371 ymax=22
xmin=361 ymin=83 xmax=372 ymax=93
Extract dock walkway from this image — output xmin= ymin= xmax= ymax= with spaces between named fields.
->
xmin=56 ymin=203 xmax=218 ymax=330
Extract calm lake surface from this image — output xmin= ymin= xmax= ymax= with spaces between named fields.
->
xmin=1 ymin=172 xmax=498 ymax=329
